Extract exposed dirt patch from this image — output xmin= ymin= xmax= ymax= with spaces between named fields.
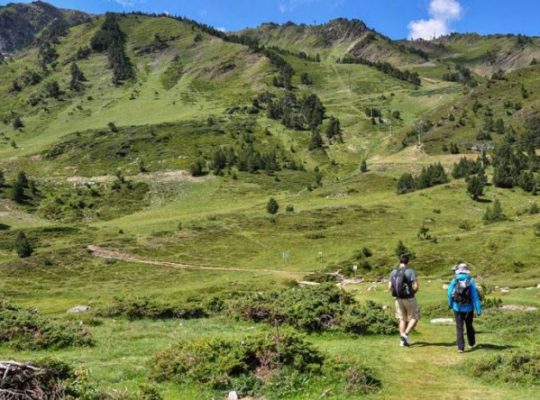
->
xmin=87 ymin=245 xmax=305 ymax=275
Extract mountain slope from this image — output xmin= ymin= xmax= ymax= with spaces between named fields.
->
xmin=239 ymin=18 xmax=427 ymax=65
xmin=0 ymin=0 xmax=89 ymax=56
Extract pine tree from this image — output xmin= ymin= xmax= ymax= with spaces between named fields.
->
xmin=325 ymin=116 xmax=342 ymax=142
xmin=494 ymin=118 xmax=505 ymax=134
xmin=518 ymin=171 xmax=535 ymax=192
xmin=12 ymin=116 xmax=24 ymax=130
xmin=397 ymin=173 xmax=416 ymax=194
xmin=308 ymin=130 xmax=324 ymax=151
xmin=44 ymin=80 xmax=62 ymax=98
xmin=15 ymin=231 xmax=33 ymax=258
xmin=395 ymin=240 xmax=412 ymax=258
xmin=360 ymin=160 xmax=368 ymax=173
xmin=69 ymin=62 xmax=86 ymax=91
xmin=467 ymin=175 xmax=485 ymax=200
xmin=266 ymin=197 xmax=279 ymax=215
xmin=483 ymin=199 xmax=506 ymax=223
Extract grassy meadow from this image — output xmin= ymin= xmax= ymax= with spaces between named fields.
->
xmin=0 ymin=9 xmax=539 ymax=400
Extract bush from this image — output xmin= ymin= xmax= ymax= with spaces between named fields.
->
xmin=152 ymin=332 xmax=381 ymax=398
xmin=98 ymin=297 xmax=208 ymax=320
xmin=266 ymin=197 xmax=279 ymax=215
xmin=152 ymin=332 xmax=322 ymax=393
xmin=483 ymin=199 xmax=507 ymax=223
xmin=0 ymin=301 xmax=93 ymax=350
xmin=15 ymin=231 xmax=33 ymax=257
xmin=341 ymin=301 xmax=398 ymax=335
xmin=472 ymin=352 xmax=540 ymax=385
xmin=231 ymin=284 xmax=396 ymax=334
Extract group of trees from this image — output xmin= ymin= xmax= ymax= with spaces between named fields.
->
xmin=397 ymin=163 xmax=449 ymax=194
xmin=263 ymin=92 xmax=330 ymax=132
xmin=191 ymin=142 xmax=303 ymax=177
xmin=91 ymin=13 xmax=134 ymax=84
xmin=37 ymin=40 xmax=59 ymax=70
xmin=492 ymin=141 xmax=537 ymax=192
xmin=264 ymin=49 xmax=295 ymax=90
xmin=339 ymin=55 xmax=421 ymax=86
xmin=442 ymin=65 xmax=477 ymax=87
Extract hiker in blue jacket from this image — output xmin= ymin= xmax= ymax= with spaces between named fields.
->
xmin=447 ymin=263 xmax=482 ymax=353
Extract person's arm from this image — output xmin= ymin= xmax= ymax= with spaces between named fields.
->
xmin=447 ymin=279 xmax=456 ymax=308
xmin=412 ymin=279 xmax=419 ymax=293
xmin=408 ymin=269 xmax=419 ymax=293
xmin=388 ymin=270 xmax=395 ymax=292
xmin=471 ymin=279 xmax=482 ymax=316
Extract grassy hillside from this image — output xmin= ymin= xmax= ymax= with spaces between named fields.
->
xmin=239 ymin=19 xmax=426 ymax=65
xmin=0 ymin=7 xmax=539 ymax=400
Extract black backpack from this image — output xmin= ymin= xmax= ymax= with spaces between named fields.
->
xmin=452 ymin=278 xmax=472 ymax=305
xmin=391 ymin=268 xmax=413 ymax=299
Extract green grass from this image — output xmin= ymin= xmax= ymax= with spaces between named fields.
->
xmin=0 ymin=11 xmax=539 ymax=400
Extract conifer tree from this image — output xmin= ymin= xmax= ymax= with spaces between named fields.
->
xmin=308 ymin=130 xmax=323 ymax=151
xmin=467 ymin=175 xmax=485 ymax=200
xmin=266 ymin=197 xmax=279 ymax=215
xmin=15 ymin=231 xmax=33 ymax=258
xmin=69 ymin=62 xmax=86 ymax=91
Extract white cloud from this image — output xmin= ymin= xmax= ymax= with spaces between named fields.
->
xmin=408 ymin=0 xmax=462 ymax=40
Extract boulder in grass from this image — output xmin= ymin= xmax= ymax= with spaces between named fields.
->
xmin=67 ymin=305 xmax=89 ymax=314
xmin=430 ymin=318 xmax=454 ymax=325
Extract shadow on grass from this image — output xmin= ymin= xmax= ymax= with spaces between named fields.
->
xmin=476 ymin=198 xmax=493 ymax=204
xmin=411 ymin=341 xmax=455 ymax=348
xmin=470 ymin=343 xmax=515 ymax=351
xmin=411 ymin=342 xmax=515 ymax=351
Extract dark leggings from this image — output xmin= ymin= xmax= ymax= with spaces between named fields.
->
xmin=454 ymin=311 xmax=475 ymax=350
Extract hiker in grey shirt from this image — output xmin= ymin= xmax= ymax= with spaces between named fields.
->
xmin=389 ymin=254 xmax=420 ymax=347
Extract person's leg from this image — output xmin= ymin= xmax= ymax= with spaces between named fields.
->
xmin=399 ymin=319 xmax=407 ymax=336
xmin=465 ymin=311 xmax=476 ymax=347
xmin=405 ymin=318 xmax=417 ymax=335
xmin=454 ymin=311 xmax=465 ymax=351
xmin=404 ymin=298 xmax=420 ymax=335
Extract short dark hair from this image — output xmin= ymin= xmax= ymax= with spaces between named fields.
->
xmin=399 ymin=254 xmax=410 ymax=264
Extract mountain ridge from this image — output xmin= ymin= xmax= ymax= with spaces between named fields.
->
xmin=0 ymin=0 xmax=89 ymax=56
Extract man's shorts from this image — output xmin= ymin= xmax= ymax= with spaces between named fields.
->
xmin=395 ymin=297 xmax=420 ymax=321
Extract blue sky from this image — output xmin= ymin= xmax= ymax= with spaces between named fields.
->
xmin=1 ymin=0 xmax=539 ymax=39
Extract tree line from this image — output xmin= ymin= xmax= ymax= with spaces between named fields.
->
xmin=90 ymin=13 xmax=134 ymax=84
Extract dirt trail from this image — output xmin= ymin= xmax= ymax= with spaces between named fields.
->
xmin=87 ymin=245 xmax=306 ymax=275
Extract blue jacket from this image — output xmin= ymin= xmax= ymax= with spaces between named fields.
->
xmin=447 ymin=273 xmax=482 ymax=315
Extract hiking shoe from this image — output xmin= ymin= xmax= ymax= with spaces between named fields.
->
xmin=400 ymin=334 xmax=410 ymax=347
xmin=458 ymin=349 xmax=465 ymax=353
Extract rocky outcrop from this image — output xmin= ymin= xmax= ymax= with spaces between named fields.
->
xmin=0 ymin=1 xmax=89 ymax=56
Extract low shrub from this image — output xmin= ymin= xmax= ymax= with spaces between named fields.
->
xmin=98 ymin=297 xmax=208 ymax=320
xmin=477 ymin=310 xmax=539 ymax=341
xmin=231 ymin=284 xmax=396 ymax=334
xmin=0 ymin=301 xmax=93 ymax=350
xmin=152 ymin=332 xmax=380 ymax=398
xmin=472 ymin=352 xmax=540 ymax=385
xmin=341 ymin=301 xmax=398 ymax=335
